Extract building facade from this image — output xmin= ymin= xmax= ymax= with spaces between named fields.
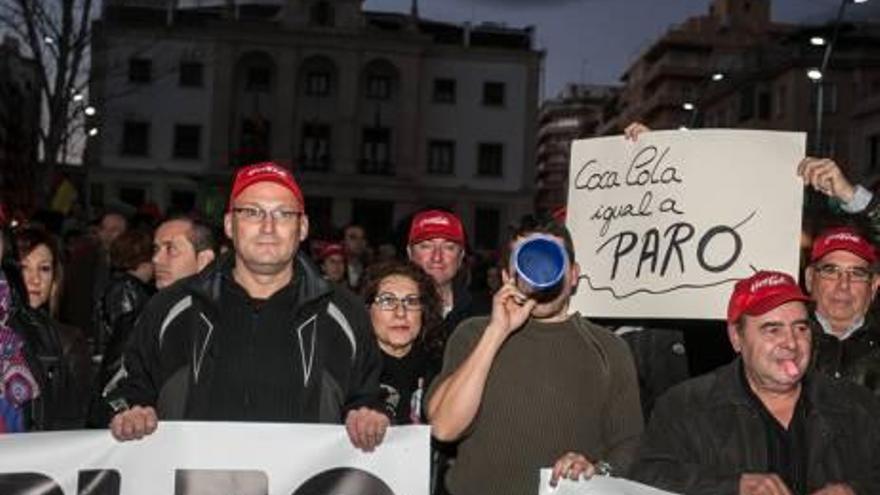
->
xmin=535 ymin=83 xmax=618 ymax=213
xmin=599 ymin=0 xmax=785 ymax=135
xmin=88 ymin=0 xmax=541 ymax=248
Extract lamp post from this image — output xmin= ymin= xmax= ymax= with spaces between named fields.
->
xmin=812 ymin=0 xmax=869 ymax=155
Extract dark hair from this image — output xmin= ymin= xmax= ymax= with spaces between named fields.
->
xmin=110 ymin=229 xmax=154 ymax=271
xmin=163 ymin=215 xmax=218 ymax=255
xmin=361 ymin=260 xmax=442 ymax=343
xmin=500 ymin=214 xmax=577 ymax=269
xmin=1 ymin=226 xmax=27 ymax=307
xmin=14 ymin=227 xmax=63 ymax=314
xmin=15 ymin=227 xmax=61 ymax=268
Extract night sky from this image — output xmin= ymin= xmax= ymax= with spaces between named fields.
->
xmin=365 ymin=0 xmax=880 ymax=99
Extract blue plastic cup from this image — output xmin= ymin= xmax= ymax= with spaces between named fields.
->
xmin=511 ymin=234 xmax=569 ymax=295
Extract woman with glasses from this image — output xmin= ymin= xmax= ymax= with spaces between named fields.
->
xmin=362 ymin=260 xmax=441 ymax=424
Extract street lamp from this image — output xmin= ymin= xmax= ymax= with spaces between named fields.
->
xmin=810 ymin=36 xmax=827 ymax=46
xmin=684 ymin=71 xmax=726 ymax=128
xmin=812 ymin=0 xmax=870 ymax=155
xmin=84 ymin=106 xmax=96 ymax=116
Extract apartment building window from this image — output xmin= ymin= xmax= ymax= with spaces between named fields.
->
xmin=305 ymin=71 xmax=331 ymax=97
xmin=246 ymin=66 xmax=272 ymax=92
xmin=121 ymin=121 xmax=150 ymax=156
xmin=427 ymin=140 xmax=455 ymax=175
xmin=310 ymin=1 xmax=335 ymax=26
xmin=482 ymin=81 xmax=506 ymax=107
xmin=477 ymin=142 xmax=504 ymax=177
xmin=775 ymin=85 xmax=787 ymax=118
xmin=300 ymin=123 xmax=332 ymax=171
xmin=172 ymin=124 xmax=201 ymax=159
xmin=433 ymin=78 xmax=456 ymax=104
xmin=757 ymin=90 xmax=772 ymax=120
xmin=738 ymin=85 xmax=755 ymax=122
xmin=474 ymin=207 xmax=501 ymax=250
xmin=366 ymin=75 xmax=392 ymax=100
xmin=360 ymin=127 xmax=392 ymax=175
xmin=179 ymin=61 xmax=204 ymax=87
xmin=128 ymin=58 xmax=152 ymax=84
xmin=236 ymin=118 xmax=271 ymax=166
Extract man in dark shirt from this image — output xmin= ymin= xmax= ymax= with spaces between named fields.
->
xmin=106 ymin=162 xmax=389 ymax=451
xmin=630 ymin=271 xmax=880 ymax=495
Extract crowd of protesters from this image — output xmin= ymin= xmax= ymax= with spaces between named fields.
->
xmin=0 ymin=124 xmax=879 ymax=494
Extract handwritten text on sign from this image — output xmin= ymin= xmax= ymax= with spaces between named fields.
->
xmin=566 ymin=130 xmax=805 ymax=319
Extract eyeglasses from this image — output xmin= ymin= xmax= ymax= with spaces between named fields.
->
xmin=232 ymin=206 xmax=303 ymax=224
xmin=372 ymin=293 xmax=423 ymax=312
xmin=814 ymin=263 xmax=874 ymax=283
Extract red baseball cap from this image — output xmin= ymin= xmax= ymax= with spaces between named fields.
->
xmin=408 ymin=210 xmax=465 ymax=246
xmin=727 ymin=271 xmax=810 ymax=324
xmin=229 ymin=162 xmax=305 ymax=209
xmin=319 ymin=243 xmax=345 ymax=261
xmin=810 ymin=227 xmax=876 ymax=264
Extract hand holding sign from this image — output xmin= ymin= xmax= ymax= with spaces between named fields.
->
xmin=797 ymin=157 xmax=856 ymax=203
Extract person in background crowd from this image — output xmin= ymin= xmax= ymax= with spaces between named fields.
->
xmin=427 ymin=219 xmax=643 ymax=495
xmin=407 ymin=209 xmax=473 ymax=367
xmin=104 ymin=162 xmax=389 ymax=452
xmin=152 ymin=216 xmax=217 ymax=290
xmin=361 ymin=260 xmax=441 ymax=425
xmin=60 ymin=211 xmax=128 ymax=346
xmin=0 ymin=214 xmax=41 ymax=433
xmin=344 ymin=223 xmax=370 ymax=290
xmin=92 ymin=229 xmax=156 ymax=414
xmin=798 ymin=158 xmax=880 ymax=396
xmin=13 ymin=227 xmax=92 ymax=430
xmin=629 ymin=270 xmax=880 ymax=494
xmin=318 ymin=243 xmax=347 ymax=285
xmin=375 ymin=241 xmax=399 ymax=263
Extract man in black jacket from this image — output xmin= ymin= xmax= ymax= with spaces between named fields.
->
xmin=799 ymin=158 xmax=880 ymax=397
xmin=629 ymin=270 xmax=880 ymax=495
xmin=106 ymin=162 xmax=389 ymax=451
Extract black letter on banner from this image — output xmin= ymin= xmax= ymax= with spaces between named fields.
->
xmin=78 ymin=470 xmax=121 ymax=495
xmin=597 ymin=231 xmax=637 ymax=281
xmin=292 ymin=467 xmax=396 ymax=495
xmin=697 ymin=225 xmax=742 ymax=273
xmin=636 ymin=228 xmax=660 ymax=278
xmin=174 ymin=469 xmax=268 ymax=495
xmin=0 ymin=473 xmax=63 ymax=495
xmin=661 ymin=223 xmax=695 ymax=276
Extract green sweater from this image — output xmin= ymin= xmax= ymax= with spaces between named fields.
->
xmin=428 ymin=314 xmax=643 ymax=495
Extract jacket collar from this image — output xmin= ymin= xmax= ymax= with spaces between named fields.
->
xmin=707 ymin=358 xmax=851 ymax=417
xmin=186 ymin=250 xmax=333 ymax=307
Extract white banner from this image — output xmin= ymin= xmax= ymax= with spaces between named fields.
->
xmin=567 ymin=129 xmax=805 ymax=319
xmin=0 ymin=422 xmax=430 ymax=495
xmin=538 ymin=470 xmax=680 ymax=495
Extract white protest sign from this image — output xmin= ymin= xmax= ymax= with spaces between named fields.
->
xmin=0 ymin=422 xmax=429 ymax=495
xmin=567 ymin=129 xmax=805 ymax=319
xmin=538 ymin=471 xmax=680 ymax=495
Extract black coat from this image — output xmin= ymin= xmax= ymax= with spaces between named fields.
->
xmin=628 ymin=359 xmax=880 ymax=495
xmin=100 ymin=252 xmax=384 ymax=424
xmin=812 ymin=318 xmax=880 ymax=397
xmin=10 ymin=303 xmax=93 ymax=430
